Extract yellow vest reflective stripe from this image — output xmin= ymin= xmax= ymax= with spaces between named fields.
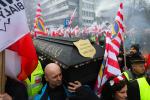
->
xmin=123 ymin=70 xmax=133 ymax=81
xmin=25 ymin=60 xmax=44 ymax=96
xmin=137 ymin=77 xmax=150 ymax=100
xmin=123 ymin=72 xmax=129 ymax=80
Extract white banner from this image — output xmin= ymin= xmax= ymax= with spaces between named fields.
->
xmin=0 ymin=0 xmax=29 ymax=51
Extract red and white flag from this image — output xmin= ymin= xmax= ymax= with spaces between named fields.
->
xmin=6 ymin=34 xmax=38 ymax=81
xmin=95 ymin=2 xmax=124 ymax=96
xmin=71 ymin=26 xmax=80 ymax=36
xmin=111 ymin=2 xmax=124 ymax=56
xmin=68 ymin=8 xmax=77 ymax=27
xmin=34 ymin=3 xmax=47 ymax=37
xmin=82 ymin=27 xmax=89 ymax=34
xmin=3 ymin=1 xmax=38 ymax=81
xmin=95 ymin=32 xmax=121 ymax=96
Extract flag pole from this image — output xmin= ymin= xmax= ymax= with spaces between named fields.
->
xmin=122 ymin=33 xmax=128 ymax=70
xmin=0 ymin=51 xmax=5 ymax=93
xmin=121 ymin=1 xmax=127 ymax=70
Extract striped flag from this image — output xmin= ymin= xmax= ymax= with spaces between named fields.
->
xmin=94 ymin=2 xmax=124 ymax=96
xmin=68 ymin=8 xmax=77 ymax=27
xmin=94 ymin=60 xmax=105 ymax=96
xmin=111 ymin=2 xmax=124 ymax=56
xmin=95 ymin=32 xmax=121 ymax=96
xmin=34 ymin=3 xmax=47 ymax=37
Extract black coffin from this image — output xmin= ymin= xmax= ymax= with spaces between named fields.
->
xmin=33 ymin=36 xmax=104 ymax=87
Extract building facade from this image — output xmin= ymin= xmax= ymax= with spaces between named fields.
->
xmin=24 ymin=0 xmax=95 ymax=30
xmin=40 ymin=0 xmax=95 ymax=29
xmin=79 ymin=0 xmax=95 ymax=27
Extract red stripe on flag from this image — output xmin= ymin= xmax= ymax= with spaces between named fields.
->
xmin=112 ymin=38 xmax=120 ymax=47
xmin=107 ymin=57 xmax=118 ymax=67
xmin=117 ymin=11 xmax=123 ymax=21
xmin=117 ymin=21 xmax=124 ymax=32
xmin=8 ymin=33 xmax=38 ymax=81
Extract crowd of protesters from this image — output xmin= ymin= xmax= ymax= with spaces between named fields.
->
xmin=0 ymin=43 xmax=150 ymax=100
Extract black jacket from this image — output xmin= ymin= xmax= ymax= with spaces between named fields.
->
xmin=74 ymin=86 xmax=100 ymax=100
xmin=5 ymin=77 xmax=28 ymax=100
xmin=38 ymin=83 xmax=100 ymax=100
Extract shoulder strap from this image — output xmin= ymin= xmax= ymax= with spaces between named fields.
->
xmin=125 ymin=70 xmax=134 ymax=80
xmin=34 ymin=84 xmax=50 ymax=100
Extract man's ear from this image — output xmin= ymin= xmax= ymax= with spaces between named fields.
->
xmin=45 ymin=75 xmax=48 ymax=82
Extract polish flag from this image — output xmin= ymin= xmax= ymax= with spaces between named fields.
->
xmin=0 ymin=1 xmax=38 ymax=81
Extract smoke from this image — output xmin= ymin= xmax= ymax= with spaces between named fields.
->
xmin=95 ymin=0 xmax=119 ymax=16
xmin=124 ymin=0 xmax=150 ymax=54
xmin=96 ymin=0 xmax=150 ymax=54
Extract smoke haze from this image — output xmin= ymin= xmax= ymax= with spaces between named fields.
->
xmin=96 ymin=0 xmax=150 ymax=54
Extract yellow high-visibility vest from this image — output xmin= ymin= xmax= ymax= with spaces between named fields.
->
xmin=24 ymin=60 xmax=44 ymax=97
xmin=137 ymin=77 xmax=150 ymax=100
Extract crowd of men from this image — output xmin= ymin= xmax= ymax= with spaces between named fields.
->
xmin=0 ymin=44 xmax=150 ymax=100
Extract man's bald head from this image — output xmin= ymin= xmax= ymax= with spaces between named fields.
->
xmin=45 ymin=63 xmax=61 ymax=75
xmin=44 ymin=63 xmax=62 ymax=88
